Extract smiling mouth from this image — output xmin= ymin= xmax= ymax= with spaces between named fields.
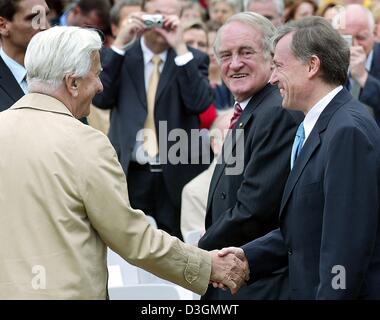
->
xmin=230 ymin=74 xmax=248 ymax=79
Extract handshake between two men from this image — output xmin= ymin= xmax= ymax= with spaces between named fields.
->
xmin=209 ymin=247 xmax=249 ymax=294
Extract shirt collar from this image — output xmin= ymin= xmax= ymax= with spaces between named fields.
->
xmin=303 ymin=85 xmax=343 ymax=144
xmin=140 ymin=36 xmax=167 ymax=66
xmin=235 ymin=97 xmax=252 ymax=110
xmin=0 ymin=48 xmax=27 ymax=86
xmin=366 ymin=49 xmax=373 ymax=71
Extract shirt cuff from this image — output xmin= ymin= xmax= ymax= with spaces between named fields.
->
xmin=111 ymin=45 xmax=126 ymax=56
xmin=174 ymin=52 xmax=194 ymax=66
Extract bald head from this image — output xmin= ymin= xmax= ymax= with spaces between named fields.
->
xmin=334 ymin=4 xmax=375 ymax=56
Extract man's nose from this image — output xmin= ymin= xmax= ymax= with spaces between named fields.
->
xmin=269 ymin=69 xmax=278 ymax=85
xmin=229 ymin=54 xmax=244 ymax=69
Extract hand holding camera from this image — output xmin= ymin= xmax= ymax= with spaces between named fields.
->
xmin=113 ymin=12 xmax=146 ymax=50
xmin=114 ymin=12 xmax=188 ymax=55
xmin=152 ymin=15 xmax=189 ymax=55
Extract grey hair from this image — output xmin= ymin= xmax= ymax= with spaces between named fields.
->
xmin=214 ymin=11 xmax=276 ymax=61
xmin=25 ymin=26 xmax=102 ymax=92
xmin=273 ymin=16 xmax=350 ymax=85
xmin=210 ymin=0 xmax=244 ymax=13
xmin=244 ymin=0 xmax=284 ymax=16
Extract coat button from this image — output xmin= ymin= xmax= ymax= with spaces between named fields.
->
xmin=221 ymin=192 xmax=226 ymax=199
xmin=288 ymin=249 xmax=293 ymax=256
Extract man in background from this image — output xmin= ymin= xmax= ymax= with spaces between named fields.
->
xmin=0 ymin=0 xmax=49 ymax=110
xmin=93 ymin=0 xmax=214 ymax=240
xmin=334 ymin=4 xmax=380 ymax=125
xmin=245 ymin=0 xmax=284 ymax=27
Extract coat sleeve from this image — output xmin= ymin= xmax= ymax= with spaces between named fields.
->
xmin=316 ymin=125 xmax=379 ymax=299
xmin=242 ymin=228 xmax=288 ymax=281
xmin=176 ymin=50 xmax=214 ymax=114
xmin=75 ymin=129 xmax=212 ymax=295
xmin=360 ymin=74 xmax=380 ymax=113
xmin=198 ymin=107 xmax=298 ymax=250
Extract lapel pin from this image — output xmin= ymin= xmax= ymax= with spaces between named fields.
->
xmin=239 ymin=122 xmax=244 ymax=128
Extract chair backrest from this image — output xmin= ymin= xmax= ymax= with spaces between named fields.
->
xmin=108 ymin=284 xmax=181 ymax=300
xmin=107 ymin=248 xmax=139 ymax=286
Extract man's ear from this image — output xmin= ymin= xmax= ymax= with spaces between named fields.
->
xmin=65 ymin=74 xmax=79 ymax=98
xmin=0 ymin=16 xmax=10 ymax=37
xmin=307 ymin=55 xmax=321 ymax=79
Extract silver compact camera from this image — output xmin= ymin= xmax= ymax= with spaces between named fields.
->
xmin=342 ymin=34 xmax=353 ymax=47
xmin=142 ymin=14 xmax=164 ymax=28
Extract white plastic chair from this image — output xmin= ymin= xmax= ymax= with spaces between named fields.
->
xmin=108 ymin=284 xmax=182 ymax=300
xmin=107 ymin=215 xmax=158 ymax=287
xmin=107 ymin=249 xmax=139 ymax=286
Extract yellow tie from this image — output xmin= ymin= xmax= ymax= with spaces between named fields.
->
xmin=144 ymin=55 xmax=162 ymax=157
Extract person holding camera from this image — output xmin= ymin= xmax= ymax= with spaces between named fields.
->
xmin=93 ymin=0 xmax=213 ymax=240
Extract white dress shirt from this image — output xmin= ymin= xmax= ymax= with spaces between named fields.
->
xmin=234 ymin=97 xmax=252 ymax=111
xmin=303 ymin=86 xmax=343 ymax=145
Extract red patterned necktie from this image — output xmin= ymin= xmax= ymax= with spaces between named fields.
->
xmin=229 ymin=102 xmax=243 ymax=129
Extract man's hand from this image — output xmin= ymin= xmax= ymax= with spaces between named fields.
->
xmin=350 ymin=45 xmax=368 ymax=87
xmin=154 ymin=15 xmax=188 ymax=55
xmin=113 ymin=12 xmax=146 ymax=50
xmin=209 ymin=248 xmax=250 ymax=294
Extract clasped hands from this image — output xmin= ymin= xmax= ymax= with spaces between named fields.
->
xmin=209 ymin=247 xmax=250 ymax=295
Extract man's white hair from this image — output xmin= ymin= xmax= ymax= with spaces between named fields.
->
xmin=25 ymin=26 xmax=102 ymax=93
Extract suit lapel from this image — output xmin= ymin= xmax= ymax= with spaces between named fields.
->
xmin=279 ymin=88 xmax=353 ymax=218
xmin=0 ymin=57 xmax=24 ymax=104
xmin=124 ymin=43 xmax=147 ymax=108
xmin=206 ymin=84 xmax=277 ymax=213
xmin=155 ymin=49 xmax=176 ymax=103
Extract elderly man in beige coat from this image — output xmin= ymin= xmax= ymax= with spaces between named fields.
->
xmin=0 ymin=26 xmax=248 ymax=299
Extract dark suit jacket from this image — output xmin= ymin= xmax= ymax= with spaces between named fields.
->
xmin=93 ymin=42 xmax=213 ymax=207
xmin=0 ymin=56 xmax=24 ymax=111
xmin=242 ymin=88 xmax=380 ymax=299
xmin=357 ymin=42 xmax=380 ymax=126
xmin=198 ymin=84 xmax=303 ymax=299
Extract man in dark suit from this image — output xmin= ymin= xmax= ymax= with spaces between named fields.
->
xmin=220 ymin=17 xmax=380 ymax=299
xmin=197 ymin=12 xmax=302 ymax=300
xmin=93 ymin=0 xmax=213 ymax=239
xmin=335 ymin=4 xmax=380 ymax=126
xmin=0 ymin=0 xmax=49 ymax=111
